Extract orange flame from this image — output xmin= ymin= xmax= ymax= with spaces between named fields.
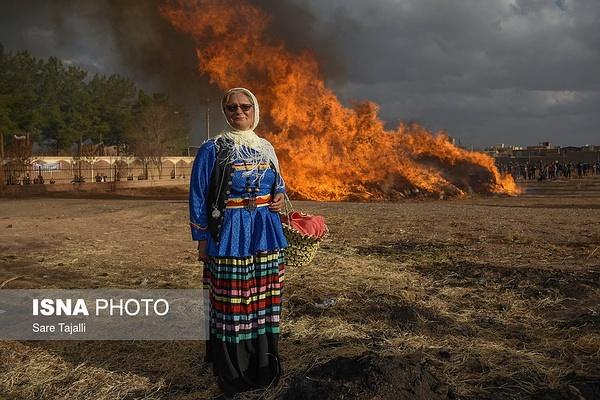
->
xmin=160 ymin=0 xmax=520 ymax=200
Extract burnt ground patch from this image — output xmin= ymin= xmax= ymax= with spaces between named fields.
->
xmin=531 ymin=378 xmax=600 ymax=400
xmin=282 ymin=351 xmax=452 ymax=400
xmin=355 ymin=240 xmax=459 ymax=259
xmin=470 ymin=203 xmax=600 ymax=210
xmin=413 ymin=262 xmax=600 ymax=334
xmin=284 ymin=288 xmax=453 ymax=335
xmin=355 ymin=295 xmax=452 ymax=330
xmin=559 ymin=311 xmax=600 ymax=330
xmin=355 ymin=240 xmax=465 ymax=265
xmin=414 ymin=262 xmax=600 ymax=298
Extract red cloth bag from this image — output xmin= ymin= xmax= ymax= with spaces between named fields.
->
xmin=280 ymin=211 xmax=328 ymax=239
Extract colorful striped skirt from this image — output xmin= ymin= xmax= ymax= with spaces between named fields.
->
xmin=203 ymin=250 xmax=285 ymax=395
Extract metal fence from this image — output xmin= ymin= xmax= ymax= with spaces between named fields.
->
xmin=2 ymin=162 xmax=192 ymax=185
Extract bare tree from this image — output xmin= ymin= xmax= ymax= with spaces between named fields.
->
xmin=6 ymin=134 xmax=33 ymax=184
xmin=127 ymin=103 xmax=187 ymax=179
xmin=81 ymin=141 xmax=104 ymax=181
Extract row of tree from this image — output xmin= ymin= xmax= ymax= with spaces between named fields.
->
xmin=0 ymin=45 xmax=189 ymax=168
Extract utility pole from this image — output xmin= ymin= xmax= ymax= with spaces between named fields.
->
xmin=26 ymin=133 xmax=30 ymax=180
xmin=0 ymin=132 xmax=4 ymax=194
xmin=78 ymin=134 xmax=82 ymax=182
xmin=185 ymin=113 xmax=190 ymax=157
xmin=206 ymin=98 xmax=210 ymax=140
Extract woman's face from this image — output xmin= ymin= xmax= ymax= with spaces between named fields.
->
xmin=224 ymin=92 xmax=255 ymax=131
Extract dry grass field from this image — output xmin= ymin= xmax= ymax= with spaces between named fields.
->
xmin=0 ymin=178 xmax=599 ymax=400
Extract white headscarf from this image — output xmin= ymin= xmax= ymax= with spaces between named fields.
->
xmin=214 ymin=87 xmax=281 ymax=180
xmin=221 ymin=88 xmax=260 ymax=140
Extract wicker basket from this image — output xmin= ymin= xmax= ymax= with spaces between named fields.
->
xmin=282 ymin=222 xmax=322 ymax=267
xmin=281 ymin=195 xmax=327 ymax=267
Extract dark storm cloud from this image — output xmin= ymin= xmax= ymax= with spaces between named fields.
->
xmin=0 ymin=0 xmax=339 ymax=145
xmin=0 ymin=0 xmax=598 ymax=147
xmin=291 ymin=0 xmax=600 ymax=147
xmin=0 ymin=0 xmax=222 ymax=144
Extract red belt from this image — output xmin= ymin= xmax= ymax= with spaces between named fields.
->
xmin=225 ymin=194 xmax=271 ymax=209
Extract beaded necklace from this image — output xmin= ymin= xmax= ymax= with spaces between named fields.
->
xmin=243 ymin=160 xmax=259 ymax=211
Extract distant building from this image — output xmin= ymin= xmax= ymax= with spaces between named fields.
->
xmin=491 ymin=141 xmax=600 ymax=167
xmin=483 ymin=143 xmax=523 ymax=157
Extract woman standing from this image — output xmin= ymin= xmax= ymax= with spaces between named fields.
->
xmin=189 ymin=88 xmax=288 ymax=397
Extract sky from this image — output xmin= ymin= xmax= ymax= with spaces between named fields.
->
xmin=0 ymin=0 xmax=599 ymax=149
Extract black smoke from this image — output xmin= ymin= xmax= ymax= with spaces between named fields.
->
xmin=0 ymin=0 xmax=339 ymax=145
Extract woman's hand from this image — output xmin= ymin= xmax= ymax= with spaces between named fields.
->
xmin=269 ymin=192 xmax=285 ymax=212
xmin=197 ymin=240 xmax=209 ymax=262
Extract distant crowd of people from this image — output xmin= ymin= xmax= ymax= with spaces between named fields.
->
xmin=4 ymin=168 xmax=186 ymax=185
xmin=5 ymin=173 xmax=55 ymax=185
xmin=497 ymin=160 xmax=600 ymax=181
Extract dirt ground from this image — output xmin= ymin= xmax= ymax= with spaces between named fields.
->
xmin=0 ymin=178 xmax=599 ymax=400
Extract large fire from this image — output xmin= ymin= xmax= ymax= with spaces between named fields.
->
xmin=160 ymin=0 xmax=519 ymax=201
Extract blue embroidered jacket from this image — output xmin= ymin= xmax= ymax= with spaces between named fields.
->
xmin=189 ymin=139 xmax=288 ymax=257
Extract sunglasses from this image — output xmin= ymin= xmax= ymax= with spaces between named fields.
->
xmin=225 ymin=103 xmax=253 ymax=112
